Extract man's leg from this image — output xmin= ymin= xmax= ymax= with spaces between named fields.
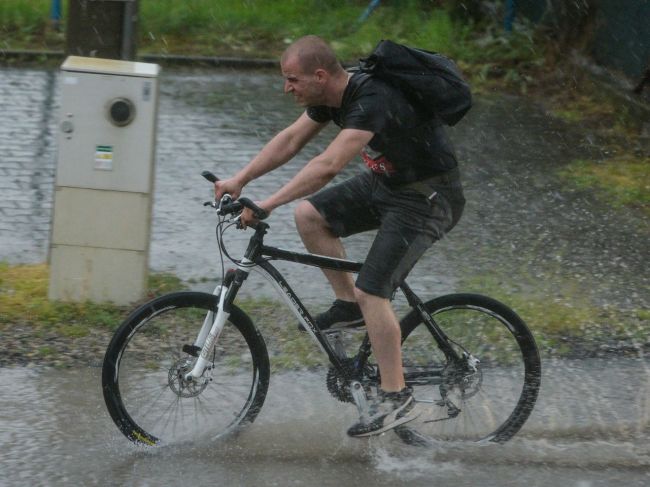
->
xmin=294 ymin=200 xmax=356 ymax=301
xmin=353 ymin=288 xmax=405 ymax=392
xmin=346 ymin=287 xmax=417 ymax=437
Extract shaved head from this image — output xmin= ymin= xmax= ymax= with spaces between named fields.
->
xmin=281 ymin=35 xmax=343 ymax=75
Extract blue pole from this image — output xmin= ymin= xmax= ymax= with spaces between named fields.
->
xmin=51 ymin=0 xmax=62 ymax=21
xmin=358 ymin=0 xmax=382 ymax=23
xmin=504 ymin=0 xmax=516 ymax=33
xmin=51 ymin=0 xmax=62 ymax=30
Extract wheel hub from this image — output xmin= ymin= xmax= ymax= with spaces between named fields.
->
xmin=442 ymin=355 xmax=482 ymax=400
xmin=168 ymin=357 xmax=210 ymax=398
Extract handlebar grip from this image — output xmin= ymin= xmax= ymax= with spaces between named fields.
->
xmin=239 ymin=197 xmax=269 ymax=220
xmin=219 ymin=201 xmax=243 ymax=215
xmin=202 ymin=171 xmax=219 ymax=183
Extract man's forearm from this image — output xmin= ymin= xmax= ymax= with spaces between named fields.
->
xmin=260 ymin=127 xmax=374 ymax=212
xmin=235 ymin=128 xmax=303 ymax=185
xmin=262 ymin=154 xmax=338 ymax=211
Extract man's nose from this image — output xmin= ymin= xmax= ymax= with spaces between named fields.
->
xmin=284 ymin=80 xmax=293 ymax=93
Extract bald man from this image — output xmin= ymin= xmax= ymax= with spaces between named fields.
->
xmin=214 ymin=35 xmax=465 ymax=437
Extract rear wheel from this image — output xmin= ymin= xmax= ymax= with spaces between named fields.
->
xmin=396 ymin=293 xmax=541 ymax=444
xmin=102 ymin=292 xmax=270 ymax=446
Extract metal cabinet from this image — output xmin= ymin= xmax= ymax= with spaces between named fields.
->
xmin=49 ymin=56 xmax=160 ymax=305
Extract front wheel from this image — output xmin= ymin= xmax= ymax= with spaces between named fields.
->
xmin=396 ymin=293 xmax=541 ymax=444
xmin=102 ymin=292 xmax=270 ymax=446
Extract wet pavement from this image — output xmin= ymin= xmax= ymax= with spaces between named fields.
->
xmin=1 ymin=358 xmax=650 ymax=486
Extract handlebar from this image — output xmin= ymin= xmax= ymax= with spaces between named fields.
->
xmin=202 ymin=171 xmax=269 ymax=221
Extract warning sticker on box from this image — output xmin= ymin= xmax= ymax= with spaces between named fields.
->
xmin=95 ymin=145 xmax=113 ymax=171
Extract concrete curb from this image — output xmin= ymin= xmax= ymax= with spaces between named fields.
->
xmin=2 ymin=48 xmax=647 ymax=115
xmin=0 ymin=49 xmax=278 ymax=69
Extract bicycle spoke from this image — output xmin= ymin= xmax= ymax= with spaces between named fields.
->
xmin=103 ymin=293 xmax=270 ymax=445
xmin=397 ymin=294 xmax=540 ymax=443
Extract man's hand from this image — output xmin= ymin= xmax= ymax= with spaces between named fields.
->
xmin=214 ymin=177 xmax=244 ymax=201
xmin=239 ymin=201 xmax=272 ymax=229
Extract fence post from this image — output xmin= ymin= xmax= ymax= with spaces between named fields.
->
xmin=504 ymin=0 xmax=517 ymax=32
xmin=66 ymin=0 xmax=138 ymax=60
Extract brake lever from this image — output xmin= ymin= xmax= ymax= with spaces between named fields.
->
xmin=202 ymin=171 xmax=219 ymax=183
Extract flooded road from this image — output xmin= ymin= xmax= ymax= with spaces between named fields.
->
xmin=2 ymin=358 xmax=650 ymax=486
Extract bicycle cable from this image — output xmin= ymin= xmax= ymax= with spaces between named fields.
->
xmin=215 ymin=215 xmax=228 ymax=285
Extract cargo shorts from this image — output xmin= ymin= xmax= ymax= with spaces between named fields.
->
xmin=307 ymin=168 xmax=465 ymax=298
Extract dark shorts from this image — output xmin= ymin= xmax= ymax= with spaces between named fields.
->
xmin=307 ymin=169 xmax=465 ymax=298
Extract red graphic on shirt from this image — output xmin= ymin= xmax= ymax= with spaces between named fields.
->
xmin=361 ymin=151 xmax=396 ymax=175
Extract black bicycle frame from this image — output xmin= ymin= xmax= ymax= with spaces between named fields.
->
xmin=220 ymin=222 xmax=461 ymax=380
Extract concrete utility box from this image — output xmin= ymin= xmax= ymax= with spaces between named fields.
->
xmin=49 ymin=56 xmax=160 ymax=305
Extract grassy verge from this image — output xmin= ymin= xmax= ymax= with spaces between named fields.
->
xmin=459 ymin=273 xmax=650 ymax=358
xmin=2 ymin=262 xmax=648 ymax=368
xmin=0 ymin=262 xmax=325 ymax=368
xmin=559 ymin=158 xmax=650 ymax=214
xmin=1 ymin=1 xmax=538 ymax=63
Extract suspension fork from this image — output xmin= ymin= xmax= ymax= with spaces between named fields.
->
xmin=185 ymin=265 xmax=250 ymax=380
xmin=185 ymin=223 xmax=269 ymax=380
xmin=188 ymin=283 xmax=224 ymax=354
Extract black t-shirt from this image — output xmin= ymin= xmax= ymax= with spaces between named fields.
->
xmin=307 ymin=71 xmax=458 ymax=185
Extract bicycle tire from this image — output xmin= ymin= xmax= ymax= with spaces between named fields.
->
xmin=395 ymin=293 xmax=541 ymax=445
xmin=102 ymin=291 xmax=270 ymax=446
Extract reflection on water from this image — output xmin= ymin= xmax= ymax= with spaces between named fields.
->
xmin=2 ymin=359 xmax=650 ymax=486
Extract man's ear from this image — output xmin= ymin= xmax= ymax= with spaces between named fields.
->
xmin=314 ymin=68 xmax=329 ymax=83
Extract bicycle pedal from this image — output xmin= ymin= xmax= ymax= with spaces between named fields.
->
xmin=182 ymin=344 xmax=201 ymax=357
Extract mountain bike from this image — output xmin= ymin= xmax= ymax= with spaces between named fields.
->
xmin=102 ymin=171 xmax=541 ymax=447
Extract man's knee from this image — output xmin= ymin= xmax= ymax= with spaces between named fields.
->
xmin=294 ymin=200 xmax=324 ymax=232
xmin=353 ymin=287 xmax=386 ymax=307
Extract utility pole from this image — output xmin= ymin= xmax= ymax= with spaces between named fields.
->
xmin=66 ymin=0 xmax=138 ymax=60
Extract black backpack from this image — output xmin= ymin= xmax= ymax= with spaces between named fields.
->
xmin=359 ymin=40 xmax=472 ymax=126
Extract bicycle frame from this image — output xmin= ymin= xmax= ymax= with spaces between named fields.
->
xmin=186 ymin=221 xmax=462 ymax=382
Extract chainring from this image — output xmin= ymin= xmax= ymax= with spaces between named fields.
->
xmin=326 ymin=358 xmax=376 ymax=403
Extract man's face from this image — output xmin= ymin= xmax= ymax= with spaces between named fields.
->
xmin=281 ymin=56 xmax=325 ymax=106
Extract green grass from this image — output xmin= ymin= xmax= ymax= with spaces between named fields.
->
xmin=559 ymin=158 xmax=650 ymax=213
xmin=0 ymin=0 xmax=49 ymax=32
xmin=459 ymin=273 xmax=650 ymax=357
xmin=0 ymin=0 xmax=543 ymax=64
xmin=0 ymin=262 xmax=185 ymax=335
xmin=0 ymin=262 xmax=324 ymax=368
xmin=237 ymin=296 xmax=326 ymax=370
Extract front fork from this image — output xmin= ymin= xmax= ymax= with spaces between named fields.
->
xmin=184 ymin=266 xmax=246 ymax=380
xmin=184 ymin=283 xmax=230 ymax=380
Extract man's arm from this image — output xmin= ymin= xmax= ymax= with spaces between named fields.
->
xmin=246 ymin=128 xmax=374 ymax=223
xmin=214 ymin=112 xmax=326 ymax=199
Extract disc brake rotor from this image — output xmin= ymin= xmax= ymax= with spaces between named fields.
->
xmin=168 ymin=357 xmax=210 ymax=398
xmin=441 ymin=356 xmax=483 ymax=400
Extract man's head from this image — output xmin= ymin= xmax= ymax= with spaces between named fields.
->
xmin=280 ymin=35 xmax=346 ymax=107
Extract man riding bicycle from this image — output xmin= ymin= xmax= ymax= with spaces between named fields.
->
xmin=214 ymin=35 xmax=465 ymax=437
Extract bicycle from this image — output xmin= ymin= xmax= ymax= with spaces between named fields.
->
xmin=102 ymin=171 xmax=541 ymax=447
